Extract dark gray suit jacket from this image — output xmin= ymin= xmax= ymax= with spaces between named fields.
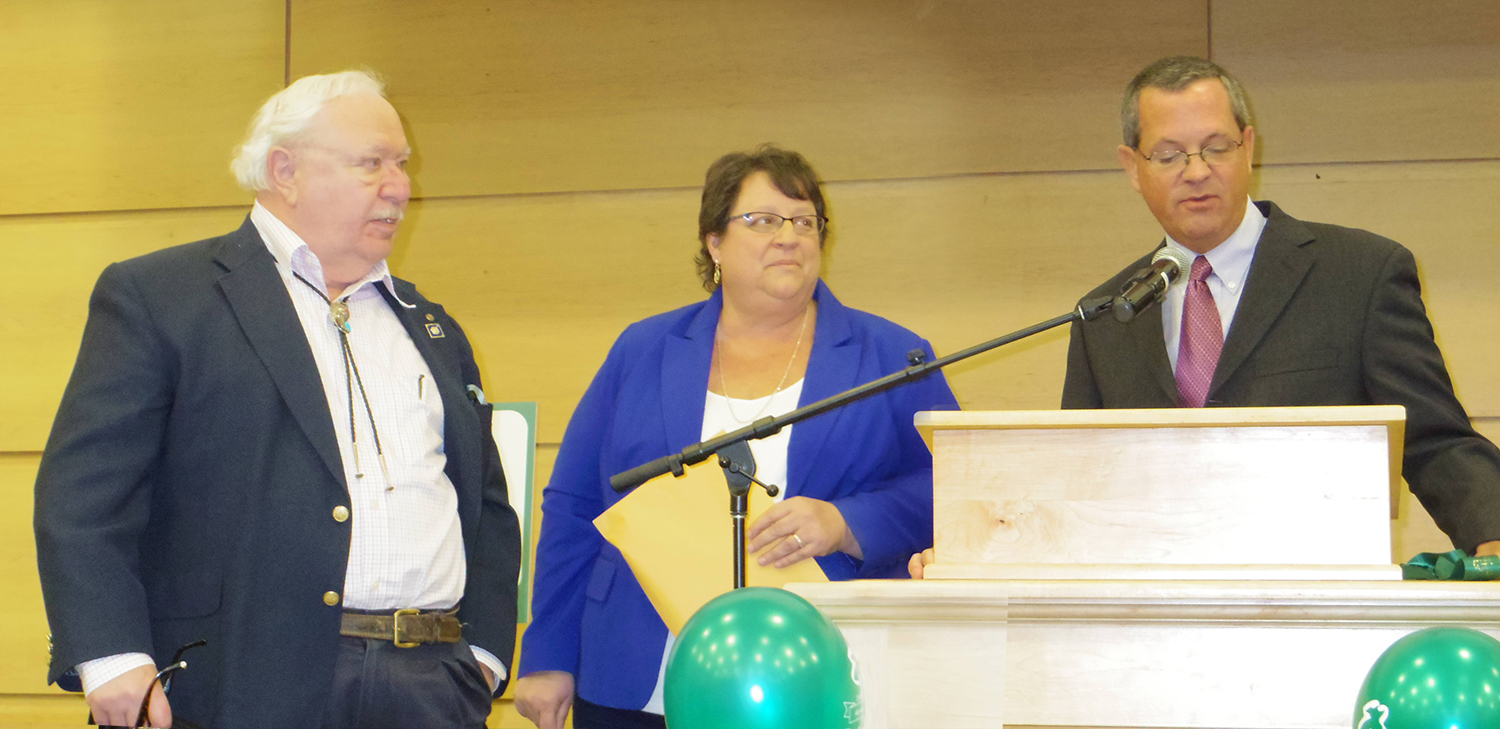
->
xmin=34 ymin=217 xmax=521 ymax=728
xmin=1063 ymin=200 xmax=1500 ymax=552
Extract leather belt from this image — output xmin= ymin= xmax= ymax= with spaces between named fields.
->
xmin=340 ymin=608 xmax=462 ymax=648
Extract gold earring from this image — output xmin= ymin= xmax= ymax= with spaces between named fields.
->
xmin=713 ymin=262 xmax=721 ymax=285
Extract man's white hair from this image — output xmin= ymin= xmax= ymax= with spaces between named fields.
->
xmin=231 ymin=70 xmax=387 ymax=192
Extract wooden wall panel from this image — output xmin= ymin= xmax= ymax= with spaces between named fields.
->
xmin=389 ymin=161 xmax=1499 ymax=444
xmin=386 ymin=191 xmax=706 ymax=444
xmin=812 ymin=173 xmax=1160 ymax=411
xmin=384 ymin=173 xmax=1154 ymax=443
xmin=289 ymin=0 xmax=1205 ymax=198
xmin=0 ymin=0 xmax=285 ymax=216
xmin=4 ymin=171 xmax=1490 ymax=449
xmin=0 ymin=208 xmax=254 ymax=452
xmin=0 ymin=694 xmax=87 ymax=728
xmin=1214 ymin=0 xmax=1500 ymax=166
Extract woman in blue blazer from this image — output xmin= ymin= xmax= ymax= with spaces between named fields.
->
xmin=516 ymin=146 xmax=958 ymax=729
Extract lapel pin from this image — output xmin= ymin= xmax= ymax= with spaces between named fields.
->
xmin=426 ymin=322 xmax=445 ymax=339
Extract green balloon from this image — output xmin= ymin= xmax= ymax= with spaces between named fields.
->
xmin=1355 ymin=627 xmax=1500 ymax=728
xmin=665 ymin=587 xmax=862 ymax=729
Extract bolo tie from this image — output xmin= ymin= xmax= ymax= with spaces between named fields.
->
xmin=293 ymin=273 xmax=393 ymax=489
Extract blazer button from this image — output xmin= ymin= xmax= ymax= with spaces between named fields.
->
xmin=323 ymin=591 xmax=341 ymax=606
xmin=332 ymin=505 xmax=350 ymax=522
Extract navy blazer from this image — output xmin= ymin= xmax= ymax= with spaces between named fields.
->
xmin=1063 ymin=201 xmax=1500 ymax=552
xmin=34 ymin=217 xmax=521 ymax=728
xmin=519 ymin=281 xmax=957 ymax=709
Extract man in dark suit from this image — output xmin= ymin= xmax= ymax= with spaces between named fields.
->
xmin=1064 ymin=55 xmax=1500 ymax=556
xmin=34 ymin=70 xmax=520 ymax=728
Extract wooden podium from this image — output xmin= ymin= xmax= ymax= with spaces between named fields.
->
xmin=787 ymin=407 xmax=1500 ymax=729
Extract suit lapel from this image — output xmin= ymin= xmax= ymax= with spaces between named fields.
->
xmin=214 ymin=217 xmax=347 ymax=489
xmin=786 ymin=282 xmax=858 ymax=497
xmin=1129 ymin=242 xmax=1181 ymax=404
xmin=661 ymin=293 xmax=717 ymax=452
xmin=1210 ymin=203 xmax=1316 ymax=400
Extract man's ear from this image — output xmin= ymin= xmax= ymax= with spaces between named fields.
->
xmin=1117 ymin=144 xmax=1142 ymax=194
xmin=268 ymin=146 xmax=299 ymax=205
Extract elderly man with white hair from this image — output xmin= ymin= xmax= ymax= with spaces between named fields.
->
xmin=34 ymin=69 xmax=521 ymax=729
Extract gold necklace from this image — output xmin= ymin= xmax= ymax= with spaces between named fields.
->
xmin=715 ymin=305 xmax=811 ymax=423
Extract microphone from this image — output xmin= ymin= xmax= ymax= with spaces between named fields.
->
xmin=1112 ymin=247 xmax=1192 ymax=322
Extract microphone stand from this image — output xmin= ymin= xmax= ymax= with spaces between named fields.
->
xmin=716 ymin=439 xmax=778 ymax=589
xmin=610 ymin=295 xmax=1116 ymax=589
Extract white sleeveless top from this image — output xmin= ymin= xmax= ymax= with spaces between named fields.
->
xmin=640 ymin=379 xmax=804 ymax=713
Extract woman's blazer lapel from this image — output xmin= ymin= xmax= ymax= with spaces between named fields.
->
xmin=660 ymin=290 xmax=719 ymax=455
xmin=786 ymin=282 xmax=858 ymax=497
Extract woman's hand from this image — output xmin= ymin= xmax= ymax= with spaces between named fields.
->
xmin=747 ymin=496 xmax=861 ymax=568
xmin=515 ymin=671 xmax=575 ymax=729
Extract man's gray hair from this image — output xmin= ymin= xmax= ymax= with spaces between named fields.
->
xmin=1121 ymin=56 xmax=1251 ymax=149
xmin=231 ymin=70 xmax=387 ymax=192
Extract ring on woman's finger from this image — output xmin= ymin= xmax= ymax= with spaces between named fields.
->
xmin=792 ymin=533 xmax=806 ymax=549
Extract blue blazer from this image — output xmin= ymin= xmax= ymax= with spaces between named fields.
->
xmin=519 ymin=281 xmax=958 ymax=709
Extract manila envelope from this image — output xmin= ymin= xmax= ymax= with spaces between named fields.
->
xmin=594 ymin=457 xmax=829 ymax=635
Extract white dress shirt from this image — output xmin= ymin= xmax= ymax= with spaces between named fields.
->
xmin=79 ymin=202 xmax=503 ymax=694
xmin=1161 ymin=197 xmax=1268 ymax=371
xmin=699 ymin=381 xmax=803 ymax=502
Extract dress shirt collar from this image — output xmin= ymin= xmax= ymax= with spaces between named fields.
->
xmin=249 ymin=200 xmax=414 ymax=308
xmin=1163 ymin=196 xmax=1266 ymax=293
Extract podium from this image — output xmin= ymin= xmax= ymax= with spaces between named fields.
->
xmin=787 ymin=407 xmax=1500 ymax=729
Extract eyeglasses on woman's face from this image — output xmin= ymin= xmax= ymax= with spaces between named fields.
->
xmin=731 ymin=211 xmax=827 ymax=236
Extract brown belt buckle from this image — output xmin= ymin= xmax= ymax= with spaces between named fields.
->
xmin=392 ymin=608 xmax=421 ymax=648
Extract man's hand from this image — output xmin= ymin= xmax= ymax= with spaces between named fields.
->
xmin=87 ymin=664 xmax=169 ymax=728
xmin=515 ymin=670 xmax=574 ymax=729
xmin=908 ymin=548 xmax=935 ymax=579
xmin=1475 ymin=541 xmax=1500 ymax=558
xmin=747 ymin=496 xmax=861 ymax=568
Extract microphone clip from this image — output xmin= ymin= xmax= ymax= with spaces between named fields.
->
xmin=1111 ymin=248 xmax=1192 ymax=323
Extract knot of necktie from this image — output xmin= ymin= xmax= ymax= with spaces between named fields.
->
xmin=1189 ymin=255 xmax=1214 ymax=283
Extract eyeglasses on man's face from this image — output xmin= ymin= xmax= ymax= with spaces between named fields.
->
xmin=1138 ymin=138 xmax=1245 ymax=171
xmin=732 ymin=212 xmax=828 ymax=236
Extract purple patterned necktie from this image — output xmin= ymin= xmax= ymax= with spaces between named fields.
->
xmin=1175 ymin=256 xmax=1223 ymax=408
